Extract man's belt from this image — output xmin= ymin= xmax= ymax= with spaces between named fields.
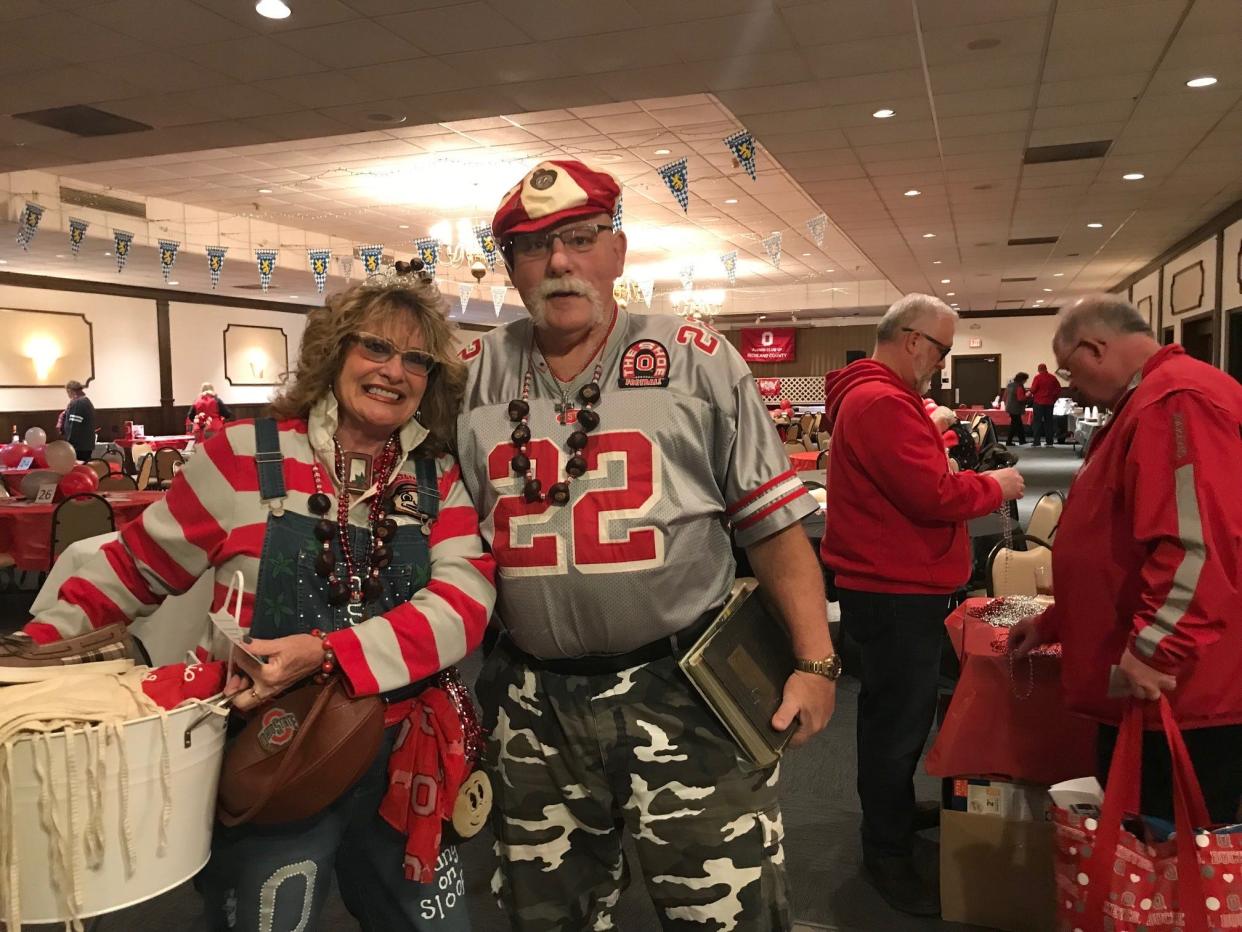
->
xmin=505 ymin=611 xmax=717 ymax=677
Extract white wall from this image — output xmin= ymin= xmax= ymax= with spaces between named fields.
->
xmin=169 ymin=301 xmax=307 ymax=407
xmin=0 ymin=283 xmax=160 ymax=410
xmin=942 ymin=314 xmax=1060 ymax=392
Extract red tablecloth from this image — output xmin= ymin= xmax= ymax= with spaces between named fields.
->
xmin=954 ymin=408 xmax=1033 ymax=428
xmin=0 ymin=490 xmax=166 ymax=571
xmin=115 ymin=435 xmax=194 ymax=450
xmin=925 ymin=598 xmax=1096 ymax=785
xmin=790 ymin=450 xmax=823 ymax=472
xmin=0 ymin=468 xmax=33 ymax=495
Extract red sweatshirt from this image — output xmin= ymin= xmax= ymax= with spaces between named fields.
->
xmin=1030 ymin=370 xmax=1062 ymax=406
xmin=820 ymin=360 xmax=1003 ymax=594
xmin=1035 ymin=345 xmax=1242 ymax=728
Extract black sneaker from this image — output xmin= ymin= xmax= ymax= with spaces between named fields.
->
xmin=863 ymin=854 xmax=941 ymax=917
xmin=912 ymin=800 xmax=940 ymax=832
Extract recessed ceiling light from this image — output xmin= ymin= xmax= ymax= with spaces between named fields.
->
xmin=289 ymin=295 xmax=298 ymax=299
xmin=398 ymin=224 xmax=409 ymax=229
xmin=168 ymin=280 xmax=179 ymax=285
xmin=904 ymin=189 xmax=921 ymax=197
xmin=1043 ymin=287 xmax=1053 ymax=292
xmin=940 ymin=278 xmax=950 ymax=283
xmin=872 ymin=108 xmax=895 ymax=119
xmin=1053 ymin=272 xmax=1064 ymax=277
xmin=55 ymin=254 xmax=64 ymax=258
xmin=655 ymin=148 xmax=671 ymax=155
xmin=258 ymin=188 xmax=272 ymax=194
xmin=723 ymin=198 xmax=738 ymax=205
xmin=1186 ymin=76 xmax=1217 ymax=88
xmin=825 ymin=268 xmax=834 ymax=272
xmin=1122 ymin=172 xmax=1145 ymax=181
xmin=255 ymin=0 xmax=290 ymax=18
xmin=1086 ymin=222 xmax=1103 ymax=228
xmin=946 ymin=292 xmax=956 ymax=296
xmin=104 ymin=252 xmax=111 ymax=257
xmin=922 ymin=233 xmax=936 ymax=238
xmin=932 ymin=260 xmax=942 ymax=265
xmin=801 ymin=252 xmax=811 ymax=256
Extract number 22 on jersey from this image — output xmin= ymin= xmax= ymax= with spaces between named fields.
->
xmin=485 ymin=429 xmax=665 ymax=577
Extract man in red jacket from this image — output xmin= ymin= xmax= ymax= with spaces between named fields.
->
xmin=1028 ymin=363 xmax=1062 ymax=446
xmin=822 ymin=294 xmax=1025 ymax=915
xmin=1011 ymin=294 xmax=1242 ymax=823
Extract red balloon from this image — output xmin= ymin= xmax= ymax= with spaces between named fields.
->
xmin=30 ymin=445 xmax=48 ymax=469
xmin=57 ymin=465 xmax=100 ymax=499
xmin=1 ymin=443 xmax=31 ymax=468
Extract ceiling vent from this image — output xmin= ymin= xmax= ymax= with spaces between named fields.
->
xmin=995 ymin=299 xmax=1026 ymax=310
xmin=59 ymin=186 xmax=147 ymax=219
xmin=1008 ymin=236 xmax=1059 ymax=246
xmin=13 ymin=105 xmax=152 ymax=137
xmin=1023 ymin=140 xmax=1112 ymax=164
xmin=1000 ymin=276 xmax=1037 ymax=282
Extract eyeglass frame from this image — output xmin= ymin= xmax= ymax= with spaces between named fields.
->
xmin=504 ymin=223 xmax=614 ymax=263
xmin=350 ymin=331 xmax=438 ymax=377
xmin=901 ymin=327 xmax=953 ymax=361
xmin=1055 ymin=341 xmax=1093 ymax=381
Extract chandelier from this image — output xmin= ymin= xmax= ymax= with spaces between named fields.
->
xmin=669 ymin=289 xmax=724 ymax=321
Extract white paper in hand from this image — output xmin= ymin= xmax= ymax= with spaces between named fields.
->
xmin=210 ymin=570 xmax=265 ymax=663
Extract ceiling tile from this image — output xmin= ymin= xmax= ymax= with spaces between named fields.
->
xmin=274 ymin=19 xmax=425 ymax=68
xmin=377 ymin=2 xmax=533 ymax=55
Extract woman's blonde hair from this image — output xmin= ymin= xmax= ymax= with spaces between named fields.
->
xmin=200 ymin=382 xmax=216 ymax=395
xmin=268 ymin=275 xmax=466 ymax=453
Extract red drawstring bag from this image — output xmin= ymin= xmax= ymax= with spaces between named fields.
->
xmin=1053 ymin=697 xmax=1234 ymax=931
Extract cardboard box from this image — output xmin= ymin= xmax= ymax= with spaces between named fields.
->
xmin=947 ymin=778 xmax=1052 ymax=821
xmin=940 ymin=809 xmax=1056 ymax=932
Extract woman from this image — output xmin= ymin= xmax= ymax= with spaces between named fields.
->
xmin=185 ymin=381 xmax=234 ymax=441
xmin=1003 ymin=371 xmax=1030 ymax=446
xmin=21 ymin=268 xmax=496 ymax=931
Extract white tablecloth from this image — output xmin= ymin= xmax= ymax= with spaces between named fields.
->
xmin=31 ymin=532 xmax=214 ymax=665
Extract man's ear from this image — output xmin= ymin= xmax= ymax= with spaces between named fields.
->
xmin=611 ymin=229 xmax=627 ymax=275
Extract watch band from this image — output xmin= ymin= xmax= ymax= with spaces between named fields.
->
xmin=794 ymin=654 xmax=843 ymax=680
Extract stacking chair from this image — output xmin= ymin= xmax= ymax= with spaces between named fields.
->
xmin=135 ymin=453 xmax=155 ymax=490
xmin=101 ymin=450 xmax=125 ymax=474
xmin=986 ymin=540 xmax=1052 ymax=597
xmin=50 ymin=493 xmax=115 ymax=566
xmin=1025 ymin=491 xmax=1064 ymax=545
xmin=153 ymin=448 xmax=185 ymax=489
xmin=97 ymin=473 xmax=138 ymax=492
xmin=84 ymin=459 xmax=111 ymax=479
xmin=784 ymin=440 xmax=809 ymax=457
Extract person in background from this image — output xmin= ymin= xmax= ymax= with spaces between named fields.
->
xmin=1029 ymin=363 xmax=1062 ymax=447
xmin=61 ymin=379 xmax=96 ymax=461
xmin=1010 ymin=294 xmax=1242 ymax=824
xmin=184 ymin=381 xmax=234 ymax=441
xmin=1002 ymin=371 xmax=1030 ymax=446
xmin=822 ymin=294 xmax=1025 ymax=916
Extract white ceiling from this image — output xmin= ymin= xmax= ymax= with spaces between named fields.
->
xmin=0 ymin=0 xmax=1238 ymax=314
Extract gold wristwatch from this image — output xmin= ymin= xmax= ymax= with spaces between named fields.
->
xmin=794 ymin=654 xmax=843 ymax=680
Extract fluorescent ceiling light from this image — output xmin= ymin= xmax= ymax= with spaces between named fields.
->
xmin=932 ymin=260 xmax=942 ymax=265
xmin=922 ymin=233 xmax=936 ymax=238
xmin=724 ymin=198 xmax=737 ymax=204
xmin=872 ymin=108 xmax=895 ymax=119
xmin=1186 ymin=76 xmax=1217 ymax=88
xmin=1043 ymin=288 xmax=1053 ymax=292
xmin=258 ymin=188 xmax=272 ymax=194
xmin=255 ymin=0 xmax=291 ymax=18
xmin=1053 ymin=272 xmax=1064 ymax=277
xmin=168 ymin=280 xmax=179 ymax=285
xmin=940 ymin=278 xmax=950 ymax=283
xmin=655 ymin=148 xmax=671 ymax=155
xmin=946 ymin=292 xmax=955 ymax=296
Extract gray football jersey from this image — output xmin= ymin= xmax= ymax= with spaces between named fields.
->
xmin=456 ymin=306 xmax=815 ymax=658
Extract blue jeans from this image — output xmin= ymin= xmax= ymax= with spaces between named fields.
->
xmin=197 ymin=730 xmax=470 ymax=931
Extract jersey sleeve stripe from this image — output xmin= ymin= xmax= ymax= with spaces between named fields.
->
xmin=726 ymin=469 xmax=799 ymax=515
xmin=733 ymin=488 xmax=808 ymax=532
xmin=730 ymin=474 xmax=805 ymax=524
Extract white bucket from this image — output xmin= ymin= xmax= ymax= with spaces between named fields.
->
xmin=2 ymin=698 xmax=227 ymax=923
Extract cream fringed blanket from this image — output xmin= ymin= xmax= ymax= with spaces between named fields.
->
xmin=0 ymin=667 xmax=171 ymax=932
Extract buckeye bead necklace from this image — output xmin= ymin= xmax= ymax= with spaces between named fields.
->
xmin=307 ymin=434 xmax=401 ymax=606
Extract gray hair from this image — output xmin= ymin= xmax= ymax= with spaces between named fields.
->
xmin=875 ymin=293 xmax=958 ymax=344
xmin=200 ymin=381 xmax=216 ymax=395
xmin=1055 ymin=294 xmax=1153 ymax=346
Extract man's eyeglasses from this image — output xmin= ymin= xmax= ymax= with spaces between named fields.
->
xmin=509 ymin=224 xmax=612 ymax=262
xmin=1055 ymin=341 xmax=1090 ymax=381
xmin=902 ymin=327 xmax=952 ymax=361
xmin=352 ymin=332 xmax=437 ymax=377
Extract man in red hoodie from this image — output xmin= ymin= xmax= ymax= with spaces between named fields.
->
xmin=1028 ymin=363 xmax=1062 ymax=447
xmin=822 ymin=294 xmax=1025 ymax=915
xmin=1010 ymin=294 xmax=1242 ymax=823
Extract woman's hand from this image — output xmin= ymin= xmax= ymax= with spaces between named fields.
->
xmin=229 ymin=634 xmax=327 ymax=711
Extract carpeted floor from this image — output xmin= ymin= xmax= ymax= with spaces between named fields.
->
xmin=14 ymin=444 xmax=1083 ymax=931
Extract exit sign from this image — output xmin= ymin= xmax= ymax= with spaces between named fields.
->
xmin=968 ymin=338 xmax=982 ymax=348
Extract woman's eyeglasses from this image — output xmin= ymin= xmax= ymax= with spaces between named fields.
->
xmin=509 ymin=224 xmax=612 ymax=261
xmin=352 ymin=332 xmax=437 ymax=377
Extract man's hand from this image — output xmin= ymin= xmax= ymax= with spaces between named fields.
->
xmin=930 ymin=405 xmax=957 ymax=432
xmin=1007 ymin=616 xmax=1046 ymax=659
xmin=1115 ymin=649 xmax=1177 ymax=701
xmin=771 ymin=670 xmax=836 ymax=748
xmin=229 ymin=634 xmax=326 ymax=711
xmin=987 ymin=467 xmax=1026 ymax=501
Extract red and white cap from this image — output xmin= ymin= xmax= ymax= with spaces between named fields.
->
xmin=492 ymin=159 xmax=621 ymax=242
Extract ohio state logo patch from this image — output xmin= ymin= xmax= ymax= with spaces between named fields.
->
xmin=618 ymin=339 xmax=670 ymax=388
xmin=258 ymin=707 xmax=299 ymax=753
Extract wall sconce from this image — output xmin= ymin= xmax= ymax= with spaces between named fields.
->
xmin=23 ymin=335 xmax=61 ymax=381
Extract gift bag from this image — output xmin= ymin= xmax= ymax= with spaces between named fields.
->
xmin=1053 ymin=697 xmax=1237 ymax=931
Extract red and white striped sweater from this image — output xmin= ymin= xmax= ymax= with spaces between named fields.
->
xmin=26 ymin=397 xmax=497 ymax=698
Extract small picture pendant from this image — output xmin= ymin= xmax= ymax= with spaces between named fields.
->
xmin=344 ymin=452 xmax=373 ymax=493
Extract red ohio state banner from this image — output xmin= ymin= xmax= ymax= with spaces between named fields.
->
xmin=741 ymin=327 xmax=796 ymax=363
xmin=756 ymin=377 xmax=782 ymax=398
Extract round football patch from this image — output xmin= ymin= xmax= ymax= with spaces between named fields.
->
xmin=530 ymin=169 xmax=558 ymax=191
xmin=618 ymin=339 xmax=670 ymax=388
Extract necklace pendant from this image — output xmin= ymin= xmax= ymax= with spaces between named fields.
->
xmin=348 ymin=574 xmax=364 ymax=603
xmin=419 ymin=520 xmax=432 ymax=536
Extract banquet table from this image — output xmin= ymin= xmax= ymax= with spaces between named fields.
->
xmin=954 ymin=408 xmax=1033 ymax=428
xmin=790 ymin=450 xmax=823 ymax=472
xmin=0 ymin=490 xmax=165 ymax=571
xmin=114 ymin=434 xmax=194 ymax=451
xmin=0 ymin=467 xmax=33 ymax=495
xmin=925 ymin=597 xmax=1096 ymax=786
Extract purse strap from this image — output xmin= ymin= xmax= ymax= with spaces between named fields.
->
xmin=1085 ymin=697 xmax=1212 ymax=931
xmin=217 ymin=677 xmax=343 ymax=828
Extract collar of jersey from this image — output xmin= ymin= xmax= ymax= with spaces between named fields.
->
xmin=528 ymin=303 xmax=629 ymax=400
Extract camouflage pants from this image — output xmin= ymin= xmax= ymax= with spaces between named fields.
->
xmin=476 ymin=641 xmax=790 ymax=932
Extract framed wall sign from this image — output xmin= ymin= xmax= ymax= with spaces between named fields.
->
xmin=0 ymin=308 xmax=94 ymax=389
xmin=223 ymin=324 xmax=289 ymax=387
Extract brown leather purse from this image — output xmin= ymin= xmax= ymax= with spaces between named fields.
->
xmin=216 ymin=676 xmax=385 ymax=826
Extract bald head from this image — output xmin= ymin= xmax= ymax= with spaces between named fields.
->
xmin=1054 ymin=294 xmax=1152 ymax=351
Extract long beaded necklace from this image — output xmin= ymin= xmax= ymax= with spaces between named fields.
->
xmin=307 ymin=434 xmax=401 ymax=606
xmin=506 ymin=319 xmax=612 ymax=505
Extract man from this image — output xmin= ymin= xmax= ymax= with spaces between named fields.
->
xmin=61 ymin=379 xmax=96 ymax=461
xmin=1029 ymin=363 xmax=1062 ymax=447
xmin=821 ymin=294 xmax=1025 ymax=916
xmin=1010 ymin=295 xmax=1242 ymax=823
xmin=456 ymin=159 xmax=838 ymax=931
